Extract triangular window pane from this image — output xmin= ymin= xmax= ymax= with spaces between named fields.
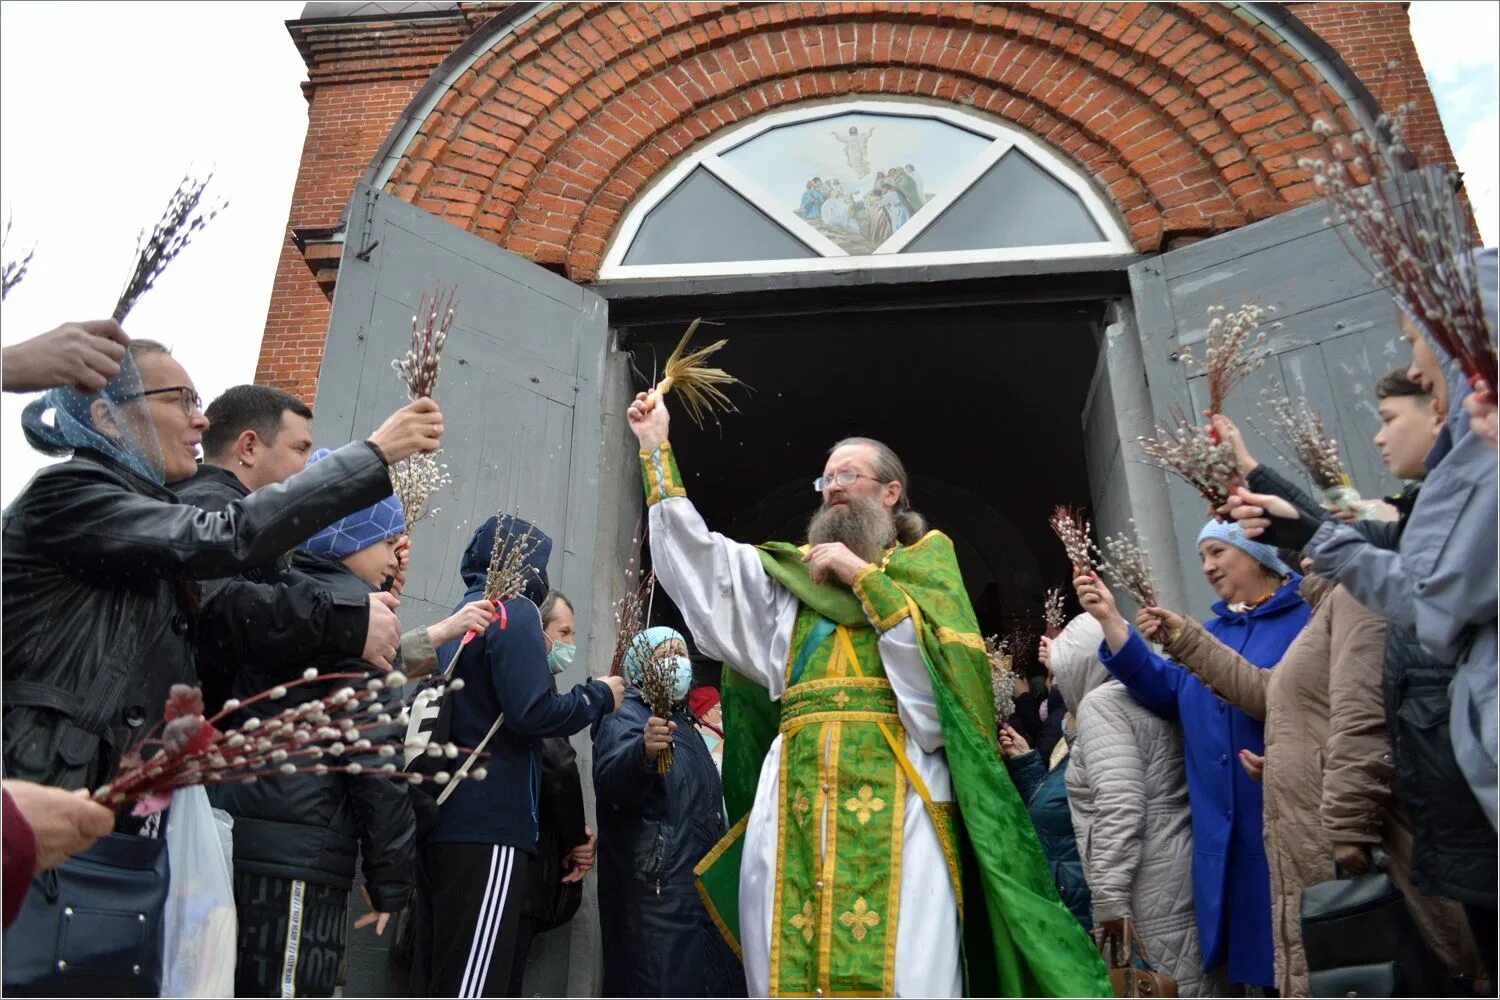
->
xmin=720 ymin=112 xmax=992 ymax=255
xmin=622 ymin=167 xmax=816 ymax=265
xmin=904 ymin=149 xmax=1105 ymax=253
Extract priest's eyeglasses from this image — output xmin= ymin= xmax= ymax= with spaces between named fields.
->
xmin=122 ymin=385 xmax=204 ymax=416
xmin=813 ymin=471 xmax=887 ymax=492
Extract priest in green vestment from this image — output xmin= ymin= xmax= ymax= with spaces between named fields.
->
xmin=628 ymin=393 xmax=1110 ymax=998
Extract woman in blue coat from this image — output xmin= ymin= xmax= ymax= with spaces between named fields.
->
xmin=592 ymin=626 xmax=745 ymax=997
xmin=1074 ymin=520 xmax=1311 ymax=990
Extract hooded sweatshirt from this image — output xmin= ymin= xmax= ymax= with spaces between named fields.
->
xmin=1306 ymin=247 xmax=1498 ymax=827
xmin=430 ymin=515 xmax=614 ymax=850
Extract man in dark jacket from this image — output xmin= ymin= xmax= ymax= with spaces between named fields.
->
xmin=412 ymin=516 xmax=624 ymax=998
xmin=173 ymin=385 xmax=403 ymax=711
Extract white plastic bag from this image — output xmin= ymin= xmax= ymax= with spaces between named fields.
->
xmin=162 ymin=785 xmax=238 ymax=997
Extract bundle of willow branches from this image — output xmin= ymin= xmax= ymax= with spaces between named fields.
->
xmin=394 ymin=287 xmax=457 ymax=400
xmin=389 ymin=452 xmax=453 ymax=534
xmin=2 ymin=214 xmax=33 ymax=301
xmin=636 ymin=636 xmax=677 ymax=775
xmin=1091 ymin=524 xmax=1160 ymax=610
xmin=1049 ymin=506 xmax=1093 ymax=573
xmin=608 ymin=569 xmax=655 ymax=679
xmin=95 ymin=675 xmax=486 ymax=815
xmin=1181 ymin=303 xmax=1276 ymax=418
xmin=1043 ymin=587 xmax=1068 ymax=635
xmin=114 ymin=171 xmax=225 ymax=322
xmin=986 ymin=639 xmax=1017 ymax=724
xmin=643 ymin=317 xmax=743 ymax=428
xmin=1136 ymin=405 xmax=1242 ymax=509
xmin=1253 ymin=387 xmax=1351 ymax=492
xmin=1300 ymin=112 xmax=1495 ymax=402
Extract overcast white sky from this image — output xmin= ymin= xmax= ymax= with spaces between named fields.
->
xmin=1 ymin=1 xmax=1496 ymax=504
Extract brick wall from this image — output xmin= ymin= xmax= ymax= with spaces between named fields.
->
xmin=254 ymin=14 xmax=472 ymax=398
xmin=256 ymin=2 xmax=1460 ymax=400
xmin=1285 ymin=2 xmax=1457 ymax=172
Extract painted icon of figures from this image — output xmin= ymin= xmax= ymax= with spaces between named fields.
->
xmin=833 ymin=124 xmax=876 ymax=177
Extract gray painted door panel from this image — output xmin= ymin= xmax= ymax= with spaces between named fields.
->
xmin=1129 ymin=197 xmax=1405 ymax=613
xmin=311 ymin=183 xmax=611 ymax=996
xmin=315 ymin=183 xmax=608 ymax=636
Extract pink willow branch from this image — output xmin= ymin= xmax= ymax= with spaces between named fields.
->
xmin=394 ymin=287 xmax=457 ymax=400
xmin=95 ymin=674 xmax=489 ymax=813
xmin=1049 ymin=506 xmax=1093 ymax=573
xmin=1300 ymin=113 xmax=1495 ymax=402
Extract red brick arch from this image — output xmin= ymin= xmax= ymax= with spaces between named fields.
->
xmin=380 ymin=2 xmax=1357 ymax=280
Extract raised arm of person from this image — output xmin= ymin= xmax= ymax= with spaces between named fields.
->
xmin=1151 ymin=608 xmax=1272 ymax=721
xmin=629 ymin=392 xmax=795 ymax=693
xmin=1073 ymin=573 xmax=1182 ymax=720
xmin=10 ymin=399 xmax=445 ymax=581
xmin=482 ymin=599 xmax=622 ymax=739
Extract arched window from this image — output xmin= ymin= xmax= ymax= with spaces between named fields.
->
xmin=601 ymin=100 xmax=1133 ymax=278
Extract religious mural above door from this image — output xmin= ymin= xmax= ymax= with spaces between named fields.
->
xmin=603 ymin=101 xmax=1134 ymax=278
xmin=720 ymin=112 xmax=992 ymax=255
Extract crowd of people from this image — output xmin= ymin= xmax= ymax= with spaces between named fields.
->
xmin=0 ymin=248 xmax=1494 ymax=998
xmin=990 ymin=250 xmax=1499 ymax=997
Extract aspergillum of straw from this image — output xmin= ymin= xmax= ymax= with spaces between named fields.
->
xmin=645 ymin=317 xmax=744 ymax=428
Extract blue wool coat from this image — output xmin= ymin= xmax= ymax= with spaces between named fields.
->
xmin=1098 ymin=577 xmax=1310 ymax=987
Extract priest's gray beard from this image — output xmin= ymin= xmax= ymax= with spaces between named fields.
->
xmin=807 ymin=493 xmax=896 ymax=564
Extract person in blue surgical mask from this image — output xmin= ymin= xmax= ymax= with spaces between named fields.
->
xmin=592 ymin=626 xmax=745 ymax=997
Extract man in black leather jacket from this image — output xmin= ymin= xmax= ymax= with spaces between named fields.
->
xmin=172 ymin=385 xmax=404 ymax=712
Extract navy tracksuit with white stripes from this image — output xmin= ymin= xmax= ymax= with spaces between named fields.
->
xmin=411 ymin=518 xmax=612 ymax=997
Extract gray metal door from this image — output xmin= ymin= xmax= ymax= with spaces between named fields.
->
xmin=311 ymin=182 xmax=613 ymax=995
xmin=1128 ymin=199 xmax=1406 ymax=613
xmin=315 ymin=182 xmax=609 ymax=640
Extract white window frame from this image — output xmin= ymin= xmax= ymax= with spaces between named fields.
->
xmin=599 ymin=99 xmax=1134 ymax=280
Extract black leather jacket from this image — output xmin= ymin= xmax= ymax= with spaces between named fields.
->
xmin=174 ymin=464 xmax=370 ymax=714
xmin=2 ymin=443 xmax=393 ymax=791
xmin=209 ymin=552 xmax=415 ymax=910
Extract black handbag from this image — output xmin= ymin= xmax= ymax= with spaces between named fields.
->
xmin=1 ymin=832 xmax=169 ymax=997
xmin=1299 ymin=849 xmax=1448 ymax=997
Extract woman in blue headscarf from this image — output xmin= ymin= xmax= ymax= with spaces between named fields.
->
xmin=1074 ymin=520 xmax=1310 ymax=992
xmin=592 ymin=626 xmax=746 ymax=997
xmin=2 ymin=338 xmax=442 ymax=793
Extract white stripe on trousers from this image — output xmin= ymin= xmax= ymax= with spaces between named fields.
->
xmin=280 ymin=879 xmax=307 ymax=999
xmin=460 ymin=846 xmax=514 ymax=998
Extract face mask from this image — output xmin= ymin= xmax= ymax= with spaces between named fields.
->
xmin=547 ymin=641 xmax=575 ymax=676
xmin=672 ymin=656 xmax=693 ymax=701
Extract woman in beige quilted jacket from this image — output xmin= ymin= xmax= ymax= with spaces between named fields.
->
xmin=1140 ymin=573 xmax=1483 ymax=996
xmin=1052 ymin=614 xmax=1205 ymax=996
